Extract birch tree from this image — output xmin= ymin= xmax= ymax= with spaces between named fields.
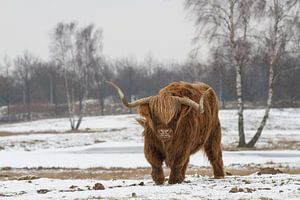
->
xmin=185 ymin=0 xmax=255 ymax=147
xmin=75 ymin=24 xmax=103 ymax=126
xmin=50 ymin=22 xmax=103 ymax=130
xmin=50 ymin=22 xmax=78 ymax=130
xmin=246 ymin=0 xmax=300 ymax=147
xmin=185 ymin=0 xmax=300 ymax=147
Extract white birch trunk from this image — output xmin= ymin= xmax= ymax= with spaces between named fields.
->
xmin=64 ymin=69 xmax=76 ymax=130
xmin=236 ymin=63 xmax=246 ymax=147
xmin=246 ymin=8 xmax=281 ymax=147
xmin=247 ymin=53 xmax=275 ymax=147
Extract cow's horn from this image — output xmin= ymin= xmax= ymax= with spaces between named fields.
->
xmin=176 ymin=88 xmax=211 ymax=113
xmin=106 ymin=81 xmax=152 ymax=108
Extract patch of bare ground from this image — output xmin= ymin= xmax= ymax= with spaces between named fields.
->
xmin=0 ymin=131 xmax=18 ymax=137
xmin=0 ymin=128 xmax=126 ymax=137
xmin=1 ymin=166 xmax=299 ymax=181
xmin=0 ymin=131 xmax=62 ymax=137
xmin=269 ymin=140 xmax=300 ymax=150
xmin=223 ymin=139 xmax=300 ymax=151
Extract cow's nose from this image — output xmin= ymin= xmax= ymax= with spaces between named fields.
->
xmin=158 ymin=129 xmax=172 ymax=142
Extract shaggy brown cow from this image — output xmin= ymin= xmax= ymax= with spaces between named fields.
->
xmin=106 ymin=81 xmax=224 ymax=184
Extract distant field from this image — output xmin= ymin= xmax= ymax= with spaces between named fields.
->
xmin=0 ymin=108 xmax=299 ymax=151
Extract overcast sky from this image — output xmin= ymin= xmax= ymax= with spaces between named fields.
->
xmin=0 ymin=0 xmax=204 ymax=63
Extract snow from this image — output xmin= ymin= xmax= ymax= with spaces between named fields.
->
xmin=0 ymin=114 xmax=138 ymax=133
xmin=1 ymin=174 xmax=299 ymax=199
xmin=0 ymin=108 xmax=299 ymax=199
xmin=0 ymin=108 xmax=299 ymax=152
xmin=0 ymin=142 xmax=299 ymax=169
xmin=1 ymin=108 xmax=300 ymax=134
xmin=0 ymin=108 xmax=299 ymax=168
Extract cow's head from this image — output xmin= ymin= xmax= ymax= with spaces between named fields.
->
xmin=106 ymin=81 xmax=207 ymax=142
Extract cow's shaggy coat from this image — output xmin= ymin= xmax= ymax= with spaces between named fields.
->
xmin=108 ymin=81 xmax=225 ymax=184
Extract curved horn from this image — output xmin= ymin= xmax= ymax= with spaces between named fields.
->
xmin=106 ymin=81 xmax=152 ymax=108
xmin=175 ymin=88 xmax=211 ymax=113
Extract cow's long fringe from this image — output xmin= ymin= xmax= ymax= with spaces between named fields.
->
xmin=149 ymin=95 xmax=181 ymax=125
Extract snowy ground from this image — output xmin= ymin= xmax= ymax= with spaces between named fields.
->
xmin=0 ymin=109 xmax=299 ymax=152
xmin=0 ymin=108 xmax=299 ymax=199
xmin=0 ymin=142 xmax=300 ymax=169
xmin=1 ymin=174 xmax=299 ymax=200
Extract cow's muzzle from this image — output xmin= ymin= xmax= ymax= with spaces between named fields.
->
xmin=157 ymin=128 xmax=172 ymax=142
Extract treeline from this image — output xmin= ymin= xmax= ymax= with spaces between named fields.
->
xmin=0 ymin=22 xmax=299 ymax=121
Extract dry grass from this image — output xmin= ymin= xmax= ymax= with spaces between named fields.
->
xmin=0 ymin=131 xmax=61 ymax=137
xmin=1 ymin=166 xmax=299 ymax=181
xmin=223 ymin=139 xmax=300 ymax=151
xmin=0 ymin=128 xmax=125 ymax=138
xmin=0 ymin=131 xmax=17 ymax=137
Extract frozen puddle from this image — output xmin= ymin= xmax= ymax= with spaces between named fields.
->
xmin=76 ymin=145 xmax=144 ymax=154
xmin=0 ymin=142 xmax=300 ymax=169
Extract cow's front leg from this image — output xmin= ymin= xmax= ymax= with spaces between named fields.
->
xmin=151 ymin=165 xmax=164 ymax=185
xmin=168 ymin=157 xmax=189 ymax=184
xmin=169 ymin=165 xmax=184 ymax=184
xmin=144 ymin=141 xmax=165 ymax=185
xmin=145 ymin=153 xmax=164 ymax=185
xmin=146 ymin=155 xmax=164 ymax=185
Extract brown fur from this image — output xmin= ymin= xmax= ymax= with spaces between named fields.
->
xmin=138 ymin=81 xmax=224 ymax=184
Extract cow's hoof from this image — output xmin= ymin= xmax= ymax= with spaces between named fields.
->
xmin=214 ymin=175 xmax=224 ymax=179
xmin=151 ymin=169 xmax=164 ymax=185
xmin=154 ymin=179 xmax=165 ymax=185
xmin=168 ymin=178 xmax=183 ymax=184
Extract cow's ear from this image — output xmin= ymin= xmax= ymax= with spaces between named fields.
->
xmin=136 ymin=118 xmax=146 ymax=127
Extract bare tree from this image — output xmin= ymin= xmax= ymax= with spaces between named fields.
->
xmin=50 ymin=22 xmax=78 ymax=130
xmin=75 ymin=24 xmax=103 ymax=119
xmin=33 ymin=62 xmax=63 ymax=112
xmin=92 ymin=57 xmax=114 ymax=115
xmin=246 ymin=0 xmax=300 ymax=147
xmin=0 ymin=56 xmax=12 ymax=120
xmin=186 ymin=0 xmax=300 ymax=147
xmin=14 ymin=51 xmax=40 ymax=120
xmin=50 ymin=22 xmax=103 ymax=130
xmin=114 ymin=58 xmax=141 ymax=114
xmin=185 ymin=0 xmax=255 ymax=147
xmin=211 ymin=48 xmax=231 ymax=109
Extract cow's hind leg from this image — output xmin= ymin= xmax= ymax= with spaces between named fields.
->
xmin=204 ymin=122 xmax=225 ymax=178
xmin=181 ymin=158 xmax=189 ymax=180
